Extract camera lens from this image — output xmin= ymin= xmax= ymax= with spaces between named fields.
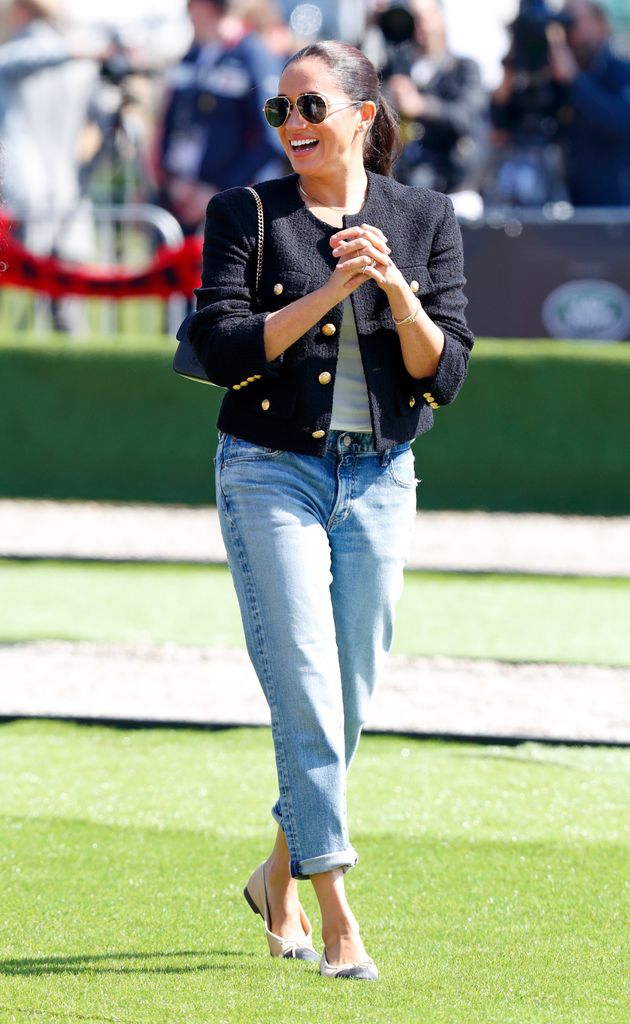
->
xmin=378 ymin=3 xmax=416 ymax=46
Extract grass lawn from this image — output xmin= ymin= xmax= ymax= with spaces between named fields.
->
xmin=1 ymin=559 xmax=629 ymax=666
xmin=0 ymin=720 xmax=628 ymax=1024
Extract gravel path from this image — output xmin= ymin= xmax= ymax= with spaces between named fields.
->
xmin=2 ymin=499 xmax=630 ymax=576
xmin=2 ymin=641 xmax=629 ymax=744
xmin=2 ymin=500 xmax=629 ymax=744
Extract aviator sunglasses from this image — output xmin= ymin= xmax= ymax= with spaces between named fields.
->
xmin=263 ymin=93 xmax=362 ymax=129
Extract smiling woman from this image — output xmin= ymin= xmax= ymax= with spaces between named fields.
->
xmin=183 ymin=38 xmax=474 ymax=983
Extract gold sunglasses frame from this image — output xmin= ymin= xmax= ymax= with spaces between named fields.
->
xmin=262 ymin=93 xmax=363 ymax=128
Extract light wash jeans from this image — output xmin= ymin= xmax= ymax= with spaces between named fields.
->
xmin=215 ymin=430 xmax=418 ymax=879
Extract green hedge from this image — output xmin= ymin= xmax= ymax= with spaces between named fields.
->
xmin=1 ymin=334 xmax=629 ymax=514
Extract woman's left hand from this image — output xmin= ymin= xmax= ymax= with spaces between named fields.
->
xmin=330 ymin=222 xmax=444 ymax=378
xmin=330 ymin=224 xmax=406 ymax=294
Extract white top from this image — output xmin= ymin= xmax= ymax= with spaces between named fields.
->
xmin=330 ymin=298 xmax=373 ymax=432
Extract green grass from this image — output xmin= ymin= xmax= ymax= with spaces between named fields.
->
xmin=1 ymin=559 xmax=629 ymax=666
xmin=0 ymin=720 xmax=627 ymax=1023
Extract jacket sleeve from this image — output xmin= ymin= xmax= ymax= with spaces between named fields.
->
xmin=568 ymin=69 xmax=630 ymax=141
xmin=421 ymin=59 xmax=486 ymax=137
xmin=414 ymin=194 xmax=474 ymax=406
xmin=187 ymin=189 xmax=281 ymax=389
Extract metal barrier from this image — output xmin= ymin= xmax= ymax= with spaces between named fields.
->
xmin=0 ymin=203 xmax=187 ymax=338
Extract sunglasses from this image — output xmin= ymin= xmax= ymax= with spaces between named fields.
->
xmin=263 ymin=93 xmax=362 ymax=129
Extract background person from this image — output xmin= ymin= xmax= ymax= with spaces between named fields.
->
xmin=186 ymin=39 xmax=473 ymax=980
xmin=378 ymin=0 xmax=486 ymax=199
xmin=490 ymin=0 xmax=630 ymax=206
xmin=234 ymin=0 xmax=295 ymax=60
xmin=154 ymin=0 xmax=286 ymax=236
xmin=0 ymin=0 xmax=104 ymax=331
xmin=547 ymin=0 xmax=630 ymax=206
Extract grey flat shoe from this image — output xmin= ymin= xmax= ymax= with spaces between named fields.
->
xmin=243 ymin=863 xmax=319 ymax=961
xmin=319 ymin=949 xmax=379 ymax=980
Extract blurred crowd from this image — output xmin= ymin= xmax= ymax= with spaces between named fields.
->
xmin=1 ymin=0 xmax=629 ymax=263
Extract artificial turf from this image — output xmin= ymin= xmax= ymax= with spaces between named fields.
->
xmin=1 ymin=558 xmax=629 ymax=666
xmin=0 ymin=720 xmax=628 ymax=1023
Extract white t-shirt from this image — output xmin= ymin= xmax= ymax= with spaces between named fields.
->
xmin=330 ymin=298 xmax=372 ymax=432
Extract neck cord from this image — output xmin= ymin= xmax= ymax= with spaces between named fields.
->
xmin=298 ymin=178 xmax=367 ymax=211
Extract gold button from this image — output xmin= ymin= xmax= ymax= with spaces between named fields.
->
xmin=254 ymin=374 xmax=262 ymax=380
xmin=311 ymin=429 xmax=326 ymax=439
xmin=321 ymin=323 xmax=336 ymax=337
xmin=318 ymin=371 xmax=332 ymax=385
xmin=423 ymin=392 xmax=433 ymax=401
xmin=232 ymin=384 xmax=242 ymax=391
xmin=247 ymin=376 xmax=256 ymax=383
xmin=261 ymin=399 xmax=270 ymax=411
xmin=273 ymin=283 xmax=284 ymax=295
xmin=409 ymin=396 xmax=416 ymax=408
xmin=410 ymin=280 xmax=420 ymax=294
xmin=430 ymin=401 xmax=439 ymax=409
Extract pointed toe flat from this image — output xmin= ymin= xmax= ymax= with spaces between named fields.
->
xmin=243 ymin=863 xmax=319 ymax=962
xmin=319 ymin=949 xmax=379 ymax=981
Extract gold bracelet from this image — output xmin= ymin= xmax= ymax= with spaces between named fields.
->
xmin=392 ymin=300 xmax=421 ymax=326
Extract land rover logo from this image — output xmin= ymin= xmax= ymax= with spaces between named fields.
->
xmin=542 ymin=280 xmax=630 ymax=341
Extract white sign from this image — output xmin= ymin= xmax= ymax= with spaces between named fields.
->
xmin=542 ymin=279 xmax=630 ymax=341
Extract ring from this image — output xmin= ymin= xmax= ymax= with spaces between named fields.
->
xmin=361 ymin=257 xmax=377 ymax=274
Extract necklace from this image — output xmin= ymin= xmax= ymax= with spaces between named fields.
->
xmin=298 ymin=178 xmax=367 ymax=211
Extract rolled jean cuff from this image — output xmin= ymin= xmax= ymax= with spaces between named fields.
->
xmin=291 ymin=847 xmax=359 ymax=881
xmin=271 ymin=804 xmax=359 ymax=878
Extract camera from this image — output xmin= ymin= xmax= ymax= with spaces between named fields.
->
xmin=377 ymin=1 xmax=416 ymax=47
xmin=507 ymin=0 xmax=574 ymax=74
xmin=485 ymin=0 xmax=576 ymax=205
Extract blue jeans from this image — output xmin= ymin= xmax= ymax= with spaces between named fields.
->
xmin=215 ymin=430 xmax=418 ymax=879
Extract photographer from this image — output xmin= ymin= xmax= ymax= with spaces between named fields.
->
xmin=378 ymin=0 xmax=486 ymax=196
xmin=490 ymin=0 xmax=630 ymax=207
xmin=548 ymin=0 xmax=630 ymax=206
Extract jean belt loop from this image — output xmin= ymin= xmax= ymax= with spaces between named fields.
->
xmin=381 ymin=446 xmax=392 ymax=467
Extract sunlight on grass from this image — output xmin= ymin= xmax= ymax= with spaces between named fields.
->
xmin=0 ymin=721 xmax=628 ymax=1024
xmin=1 ymin=559 xmax=629 ymax=665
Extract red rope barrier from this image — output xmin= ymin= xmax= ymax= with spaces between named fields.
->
xmin=0 ymin=218 xmax=202 ymax=299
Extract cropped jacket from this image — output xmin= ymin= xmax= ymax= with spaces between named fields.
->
xmin=187 ymin=170 xmax=474 ymax=455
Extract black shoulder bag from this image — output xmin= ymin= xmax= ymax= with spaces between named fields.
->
xmin=173 ymin=186 xmax=264 ymax=385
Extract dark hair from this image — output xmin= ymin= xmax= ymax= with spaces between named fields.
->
xmin=281 ymin=40 xmax=401 ymax=177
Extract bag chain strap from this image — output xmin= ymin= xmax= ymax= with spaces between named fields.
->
xmin=245 ymin=186 xmax=264 ymax=303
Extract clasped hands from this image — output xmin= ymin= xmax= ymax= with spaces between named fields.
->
xmin=327 ymin=224 xmax=406 ymax=301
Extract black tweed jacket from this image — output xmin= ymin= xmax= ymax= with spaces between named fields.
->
xmin=188 ymin=170 xmax=474 ymax=455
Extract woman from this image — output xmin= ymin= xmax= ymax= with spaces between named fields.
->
xmin=187 ymin=40 xmax=474 ymax=980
